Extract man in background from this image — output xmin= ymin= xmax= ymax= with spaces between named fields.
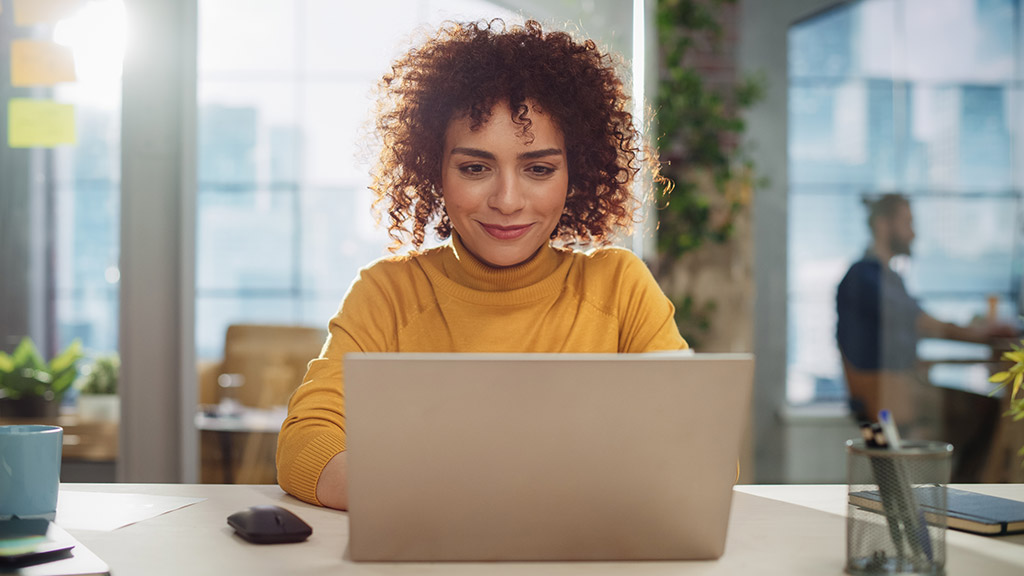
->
xmin=836 ymin=193 xmax=1014 ymax=481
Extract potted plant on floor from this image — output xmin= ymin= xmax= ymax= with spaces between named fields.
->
xmin=0 ymin=337 xmax=83 ymax=418
xmin=76 ymin=353 xmax=120 ymax=422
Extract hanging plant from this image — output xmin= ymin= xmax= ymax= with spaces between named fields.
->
xmin=654 ymin=0 xmax=764 ymax=260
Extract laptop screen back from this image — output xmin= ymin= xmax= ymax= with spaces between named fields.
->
xmin=345 ymin=352 xmax=754 ymax=562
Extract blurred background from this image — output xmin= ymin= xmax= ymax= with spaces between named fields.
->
xmin=1 ymin=0 xmax=1023 ymax=486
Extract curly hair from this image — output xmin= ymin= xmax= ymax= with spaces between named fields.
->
xmin=370 ymin=19 xmax=649 ymax=249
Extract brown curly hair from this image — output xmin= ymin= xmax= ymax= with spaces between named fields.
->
xmin=370 ymin=19 xmax=649 ymax=249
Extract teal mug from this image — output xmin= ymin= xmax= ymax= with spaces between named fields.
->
xmin=0 ymin=425 xmax=63 ymax=520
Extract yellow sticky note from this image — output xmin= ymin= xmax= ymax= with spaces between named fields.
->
xmin=8 ymin=99 xmax=77 ymax=148
xmin=13 ymin=0 xmax=81 ymax=26
xmin=11 ymin=40 xmax=77 ymax=86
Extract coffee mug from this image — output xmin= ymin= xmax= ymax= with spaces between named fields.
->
xmin=0 ymin=425 xmax=63 ymax=520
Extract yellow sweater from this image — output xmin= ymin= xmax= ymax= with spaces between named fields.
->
xmin=276 ymin=234 xmax=688 ymax=505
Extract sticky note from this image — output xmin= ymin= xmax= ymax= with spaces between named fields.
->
xmin=8 ymin=99 xmax=77 ymax=148
xmin=11 ymin=40 xmax=77 ymax=86
xmin=13 ymin=0 xmax=81 ymax=26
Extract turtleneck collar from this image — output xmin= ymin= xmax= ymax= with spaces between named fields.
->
xmin=439 ymin=231 xmax=564 ymax=292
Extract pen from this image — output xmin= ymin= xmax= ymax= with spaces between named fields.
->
xmin=877 ymin=409 xmax=933 ymax=566
xmin=878 ymin=409 xmax=902 ymax=449
xmin=860 ymin=422 xmax=905 ymax=559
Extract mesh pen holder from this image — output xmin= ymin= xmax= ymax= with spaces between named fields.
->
xmin=846 ymin=439 xmax=953 ymax=576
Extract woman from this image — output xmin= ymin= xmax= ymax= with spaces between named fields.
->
xmin=276 ymin=19 xmax=688 ymax=510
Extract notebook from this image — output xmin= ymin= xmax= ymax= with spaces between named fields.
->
xmin=345 ymin=352 xmax=755 ymax=562
xmin=849 ymin=487 xmax=1024 ymax=536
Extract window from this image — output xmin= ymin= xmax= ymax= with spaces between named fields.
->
xmin=787 ymin=0 xmax=1023 ymax=404
xmin=194 ymin=0 xmax=524 ymax=359
xmin=0 ymin=0 xmax=125 ymax=362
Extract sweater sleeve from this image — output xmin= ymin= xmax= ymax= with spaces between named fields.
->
xmin=276 ymin=267 xmax=397 ymax=505
xmin=613 ymin=251 xmax=689 ymax=353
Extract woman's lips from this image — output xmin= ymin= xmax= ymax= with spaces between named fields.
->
xmin=480 ymin=223 xmax=532 ymax=240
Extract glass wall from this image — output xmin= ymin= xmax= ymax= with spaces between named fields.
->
xmin=787 ymin=0 xmax=1024 ymax=404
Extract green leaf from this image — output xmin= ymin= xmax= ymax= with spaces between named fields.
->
xmin=990 ymin=371 xmax=1011 ymax=383
xmin=49 ymin=339 xmax=82 ymax=374
xmin=10 ymin=337 xmax=46 ymax=371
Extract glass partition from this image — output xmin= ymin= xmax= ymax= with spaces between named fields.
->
xmin=787 ymin=0 xmax=1023 ymax=406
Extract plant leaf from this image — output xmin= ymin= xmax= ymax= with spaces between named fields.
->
xmin=49 ymin=339 xmax=82 ymax=374
xmin=11 ymin=337 xmax=46 ymax=371
xmin=989 ymin=371 xmax=1011 ymax=383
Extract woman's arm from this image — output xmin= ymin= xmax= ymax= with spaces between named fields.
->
xmin=315 ymin=451 xmax=349 ymax=510
xmin=277 ymin=267 xmax=399 ymax=508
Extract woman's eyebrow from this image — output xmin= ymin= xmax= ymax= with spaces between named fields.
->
xmin=518 ymin=148 xmax=564 ymax=160
xmin=449 ymin=147 xmax=495 ymax=160
xmin=448 ymin=147 xmax=564 ymax=161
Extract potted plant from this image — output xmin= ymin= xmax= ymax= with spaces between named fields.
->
xmin=0 ymin=337 xmax=83 ymax=418
xmin=988 ymin=345 xmax=1024 ymax=464
xmin=76 ymin=353 xmax=120 ymax=422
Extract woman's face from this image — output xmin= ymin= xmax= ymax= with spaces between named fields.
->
xmin=441 ymin=101 xmax=568 ymax=268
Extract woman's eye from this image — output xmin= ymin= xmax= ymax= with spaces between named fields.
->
xmin=459 ymin=164 xmax=488 ymax=175
xmin=527 ymin=165 xmax=555 ymax=177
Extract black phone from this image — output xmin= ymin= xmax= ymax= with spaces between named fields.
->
xmin=0 ymin=519 xmax=75 ymax=567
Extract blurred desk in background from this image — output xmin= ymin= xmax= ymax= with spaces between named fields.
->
xmin=918 ymin=338 xmax=1024 ymax=483
xmin=195 ymin=405 xmax=285 ymax=485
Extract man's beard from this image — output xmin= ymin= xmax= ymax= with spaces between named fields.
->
xmin=890 ymin=236 xmax=912 ymax=257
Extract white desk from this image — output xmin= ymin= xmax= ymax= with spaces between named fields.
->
xmin=58 ymin=483 xmax=1024 ymax=575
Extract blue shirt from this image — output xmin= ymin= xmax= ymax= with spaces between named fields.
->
xmin=836 ymin=255 xmax=922 ymax=371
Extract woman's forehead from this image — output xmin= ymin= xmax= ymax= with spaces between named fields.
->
xmin=445 ymin=101 xmax=564 ymax=147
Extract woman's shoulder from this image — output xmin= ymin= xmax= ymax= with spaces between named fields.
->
xmin=356 ymin=245 xmax=443 ymax=281
xmin=563 ymin=245 xmax=657 ymax=306
xmin=569 ymin=244 xmax=649 ymax=276
xmin=341 ymin=250 xmax=434 ymax=303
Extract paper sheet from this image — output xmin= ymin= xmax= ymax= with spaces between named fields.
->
xmin=8 ymin=99 xmax=76 ymax=148
xmin=13 ymin=0 xmax=81 ymax=26
xmin=11 ymin=39 xmax=77 ymax=86
xmin=55 ymin=491 xmax=206 ymax=532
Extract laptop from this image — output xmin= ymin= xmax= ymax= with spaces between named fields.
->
xmin=345 ymin=352 xmax=754 ymax=562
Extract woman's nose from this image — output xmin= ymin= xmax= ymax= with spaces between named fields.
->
xmin=487 ymin=174 xmax=526 ymax=214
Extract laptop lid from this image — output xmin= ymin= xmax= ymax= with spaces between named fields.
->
xmin=345 ymin=352 xmax=754 ymax=562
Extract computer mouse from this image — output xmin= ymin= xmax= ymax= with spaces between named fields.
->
xmin=227 ymin=505 xmax=312 ymax=544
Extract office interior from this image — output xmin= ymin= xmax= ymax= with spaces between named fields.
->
xmin=2 ymin=0 xmax=1024 ymax=486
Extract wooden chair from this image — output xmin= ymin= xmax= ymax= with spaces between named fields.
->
xmin=198 ymin=324 xmax=326 ymax=484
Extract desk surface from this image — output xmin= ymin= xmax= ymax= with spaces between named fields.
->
xmin=59 ymin=483 xmax=1024 ymax=575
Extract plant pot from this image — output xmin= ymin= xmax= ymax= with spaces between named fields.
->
xmin=77 ymin=394 xmax=120 ymax=422
xmin=0 ymin=395 xmax=60 ymax=418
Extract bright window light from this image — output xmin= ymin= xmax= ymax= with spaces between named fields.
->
xmin=53 ymin=0 xmax=127 ymax=82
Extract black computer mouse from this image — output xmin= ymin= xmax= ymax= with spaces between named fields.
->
xmin=227 ymin=505 xmax=312 ymax=544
